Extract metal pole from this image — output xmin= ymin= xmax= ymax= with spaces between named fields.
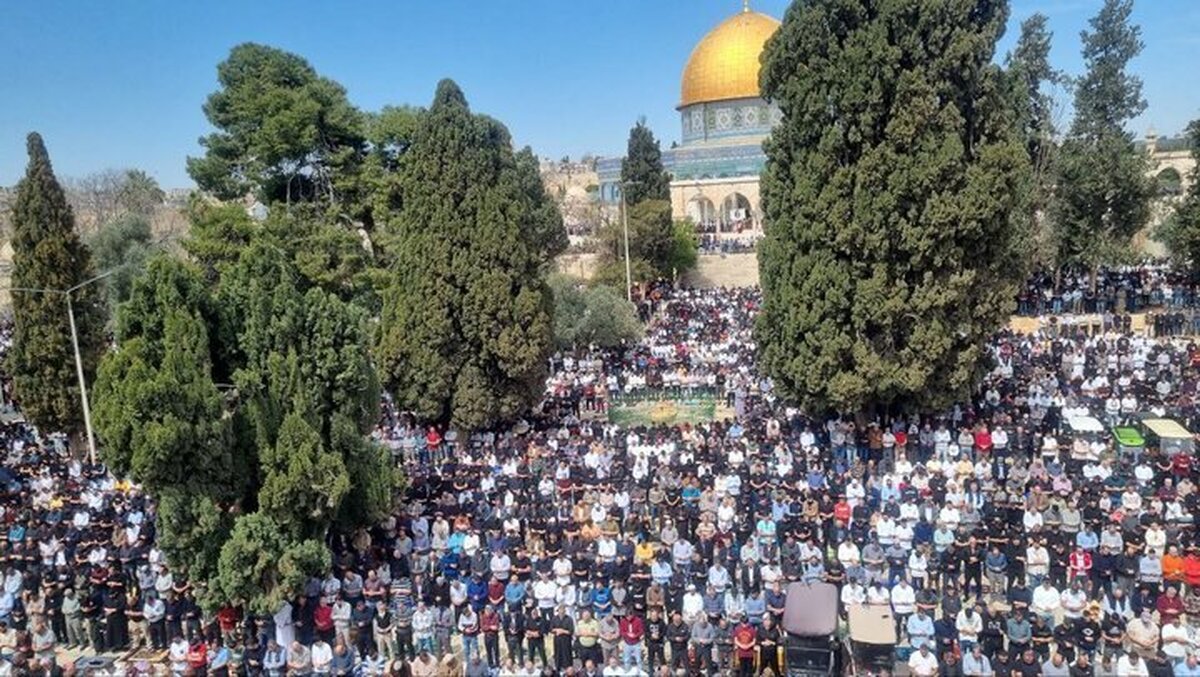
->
xmin=66 ymin=294 xmax=97 ymax=465
xmin=621 ymin=189 xmax=633 ymax=302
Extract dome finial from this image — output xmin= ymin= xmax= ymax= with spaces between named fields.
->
xmin=742 ymin=0 xmax=750 ymax=12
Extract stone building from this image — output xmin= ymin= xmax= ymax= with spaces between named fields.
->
xmin=597 ymin=3 xmax=780 ymax=234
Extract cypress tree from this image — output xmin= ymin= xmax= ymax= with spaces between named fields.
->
xmin=8 ymin=133 xmax=107 ymax=438
xmin=1006 ymin=14 xmax=1065 ymax=264
xmin=756 ymin=0 xmax=1029 ymax=415
xmin=620 ymin=120 xmax=671 ymax=206
xmin=377 ymin=80 xmax=556 ymax=429
xmin=1052 ymin=0 xmax=1153 ymax=271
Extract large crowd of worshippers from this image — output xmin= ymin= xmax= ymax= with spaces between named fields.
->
xmin=1016 ymin=265 xmax=1200 ymax=319
xmin=8 ymin=277 xmax=1200 ymax=677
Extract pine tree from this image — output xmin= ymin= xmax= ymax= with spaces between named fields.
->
xmin=1052 ymin=0 xmax=1153 ymax=271
xmin=755 ymin=0 xmax=1030 ymax=414
xmin=187 ymin=43 xmax=366 ymax=208
xmin=620 ymin=120 xmax=671 ymax=206
xmin=377 ymin=80 xmax=556 ymax=429
xmin=7 ymin=133 xmax=107 ymax=439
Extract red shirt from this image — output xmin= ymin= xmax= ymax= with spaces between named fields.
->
xmin=1068 ymin=551 xmax=1092 ymax=574
xmin=480 ymin=610 xmax=501 ymax=634
xmin=314 ymin=603 xmax=334 ymax=632
xmin=1158 ymin=594 xmax=1185 ymax=624
xmin=1173 ymin=453 xmax=1192 ymax=477
xmin=833 ymin=502 xmax=851 ymax=523
xmin=974 ymin=430 xmax=993 ymax=451
xmin=734 ymin=623 xmax=757 ymax=658
xmin=619 ymin=616 xmax=645 ymax=645
xmin=1184 ymin=556 xmax=1200 ymax=587
xmin=487 ymin=581 xmax=505 ymax=606
xmin=187 ymin=643 xmax=208 ymax=669
xmin=216 ymin=605 xmax=241 ymax=633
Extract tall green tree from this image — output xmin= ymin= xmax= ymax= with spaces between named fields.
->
xmin=756 ymin=0 xmax=1029 ymax=414
xmin=1158 ymin=120 xmax=1200 ymax=272
xmin=7 ymin=133 xmax=107 ymax=439
xmin=1006 ymin=13 xmax=1065 ymax=265
xmin=514 ymin=147 xmax=569 ymax=260
xmin=378 ymin=80 xmax=557 ymax=429
xmin=95 ymin=217 xmax=395 ymax=610
xmin=116 ymin=169 xmax=165 ymax=218
xmin=620 ymin=120 xmax=671 ymax=206
xmin=1051 ymin=0 xmax=1153 ymax=272
xmin=91 ymin=258 xmax=239 ymax=498
xmin=186 ymin=43 xmax=366 ymax=208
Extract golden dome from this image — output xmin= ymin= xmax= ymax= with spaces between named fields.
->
xmin=679 ymin=7 xmax=780 ymax=109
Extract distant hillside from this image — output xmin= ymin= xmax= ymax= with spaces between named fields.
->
xmin=0 ymin=183 xmax=191 ymax=310
xmin=540 ymin=158 xmax=602 ymax=236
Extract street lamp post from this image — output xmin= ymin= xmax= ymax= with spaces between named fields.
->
xmin=619 ymin=188 xmax=633 ymax=302
xmin=618 ymin=180 xmax=641 ymax=303
xmin=64 ymin=292 xmax=97 ymax=464
xmin=7 ymin=268 xmax=117 ymax=465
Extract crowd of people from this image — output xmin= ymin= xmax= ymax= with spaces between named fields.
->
xmin=696 ymin=236 xmax=759 ymax=256
xmin=4 ymin=269 xmax=1200 ymax=675
xmin=1016 ymin=266 xmax=1200 ymax=318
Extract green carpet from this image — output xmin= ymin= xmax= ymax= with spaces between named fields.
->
xmin=607 ymin=398 xmax=728 ymax=426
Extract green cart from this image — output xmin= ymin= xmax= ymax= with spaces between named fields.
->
xmin=1112 ymin=426 xmax=1145 ymax=460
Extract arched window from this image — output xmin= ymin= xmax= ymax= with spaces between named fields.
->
xmin=721 ymin=192 xmax=753 ymax=232
xmin=687 ymin=196 xmax=717 ymax=232
xmin=1157 ymin=167 xmax=1182 ymax=196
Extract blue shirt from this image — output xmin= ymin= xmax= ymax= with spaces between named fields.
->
xmin=1175 ymin=660 xmax=1200 ymax=676
xmin=466 ymin=579 xmax=488 ymax=610
xmin=651 ymin=562 xmax=673 ymax=585
xmin=504 ymin=582 xmax=526 ymax=607
xmin=1076 ymin=530 xmax=1099 ymax=551
xmin=592 ymin=587 xmax=612 ymax=615
xmin=744 ymin=596 xmax=766 ymax=625
xmin=907 ymin=615 xmax=935 ymax=648
xmin=913 ymin=521 xmax=934 ymax=546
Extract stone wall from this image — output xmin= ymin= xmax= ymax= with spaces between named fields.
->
xmin=683 ymin=252 xmax=760 ymax=288
xmin=555 ymin=251 xmax=761 ymax=289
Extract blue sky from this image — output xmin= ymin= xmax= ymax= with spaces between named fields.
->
xmin=1 ymin=0 xmax=1197 ymax=188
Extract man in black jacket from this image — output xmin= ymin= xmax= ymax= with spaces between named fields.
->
xmin=644 ymin=607 xmax=666 ymax=673
xmin=666 ymin=611 xmax=690 ymax=671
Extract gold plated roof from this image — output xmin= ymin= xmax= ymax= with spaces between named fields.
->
xmin=679 ymin=8 xmax=780 ymax=109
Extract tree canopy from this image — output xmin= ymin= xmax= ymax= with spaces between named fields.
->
xmin=549 ymin=274 xmax=642 ymax=349
xmin=94 ymin=207 xmax=396 ymax=611
xmin=7 ymin=133 xmax=107 ymax=439
xmin=1006 ymin=14 xmax=1065 ymax=265
xmin=1051 ymin=0 xmax=1153 ymax=270
xmin=376 ymin=80 xmax=560 ymax=430
xmin=755 ymin=0 xmax=1030 ymax=415
xmin=186 ymin=43 xmax=366 ymax=209
xmin=88 ymin=214 xmax=155 ymax=315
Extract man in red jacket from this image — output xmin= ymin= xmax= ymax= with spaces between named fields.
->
xmin=480 ymin=604 xmax=502 ymax=668
xmin=733 ymin=616 xmax=757 ymax=677
xmin=618 ymin=613 xmax=645 ymax=671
